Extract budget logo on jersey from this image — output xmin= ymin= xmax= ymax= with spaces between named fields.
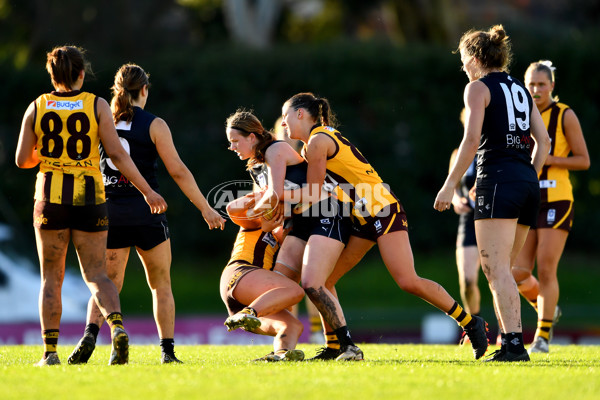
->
xmin=46 ymin=99 xmax=83 ymax=110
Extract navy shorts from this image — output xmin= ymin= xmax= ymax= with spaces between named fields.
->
xmin=474 ymin=181 xmax=540 ymax=227
xmin=107 ymin=221 xmax=170 ymax=250
xmin=457 ymin=211 xmax=477 ymax=247
xmin=287 ymin=198 xmax=352 ymax=244
xmin=33 ymin=200 xmax=108 ymax=232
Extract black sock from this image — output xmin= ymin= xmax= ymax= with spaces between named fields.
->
xmin=160 ymin=338 xmax=175 ymax=355
xmin=505 ymin=332 xmax=525 ymax=354
xmin=84 ymin=323 xmax=100 ymax=342
xmin=500 ymin=332 xmax=507 ymax=349
xmin=333 ymin=326 xmax=355 ymax=347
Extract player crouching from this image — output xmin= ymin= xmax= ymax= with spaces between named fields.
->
xmin=221 ymin=193 xmax=305 ymax=362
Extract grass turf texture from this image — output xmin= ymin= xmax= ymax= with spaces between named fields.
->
xmin=1 ymin=344 xmax=599 ymax=400
xmin=119 ymin=250 xmax=600 ymax=334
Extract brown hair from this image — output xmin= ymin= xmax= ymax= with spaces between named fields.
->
xmin=45 ymin=45 xmax=93 ymax=90
xmin=285 ymin=92 xmax=338 ymax=128
xmin=226 ymin=109 xmax=274 ymax=168
xmin=111 ymin=64 xmax=151 ymax=123
xmin=458 ymin=25 xmax=512 ymax=73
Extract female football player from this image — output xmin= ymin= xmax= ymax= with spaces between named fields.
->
xmin=435 ymin=25 xmax=551 ymax=362
xmin=511 ymin=60 xmax=589 ymax=353
xmin=221 ymin=192 xmax=305 ymax=361
xmin=280 ymin=92 xmax=489 ymax=361
xmin=68 ymin=64 xmax=225 ymax=365
xmin=223 ymin=109 xmax=309 ymax=361
xmin=15 ymin=46 xmax=166 ymax=366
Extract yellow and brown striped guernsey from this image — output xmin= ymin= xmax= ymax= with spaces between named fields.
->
xmin=309 ymin=126 xmax=398 ymax=226
xmin=538 ymin=102 xmax=573 ymax=203
xmin=33 ymin=91 xmax=105 ymax=205
xmin=226 ymin=228 xmax=279 ymax=270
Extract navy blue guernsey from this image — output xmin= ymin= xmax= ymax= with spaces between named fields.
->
xmin=100 ymin=106 xmax=165 ymax=226
xmin=249 ymin=141 xmax=308 ymax=191
xmin=248 ymin=141 xmax=308 ymax=228
xmin=460 ymin=157 xmax=477 ymax=209
xmin=477 ymin=72 xmax=538 ymax=184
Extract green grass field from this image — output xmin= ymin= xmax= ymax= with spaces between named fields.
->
xmin=1 ymin=344 xmax=599 ymax=400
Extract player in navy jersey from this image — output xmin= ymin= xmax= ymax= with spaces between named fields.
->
xmin=16 ymin=47 xmax=166 ymax=366
xmin=224 ymin=110 xmax=314 ymax=361
xmin=435 ymin=25 xmax=551 ymax=362
xmin=68 ymin=64 xmax=225 ymax=365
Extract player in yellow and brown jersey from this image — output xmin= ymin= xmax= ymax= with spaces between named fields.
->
xmin=220 ymin=192 xmax=305 ymax=362
xmin=223 ymin=110 xmax=309 ymax=362
xmin=512 ymin=61 xmax=590 ymax=354
xmin=15 ymin=46 xmax=166 ymax=366
xmin=282 ymin=93 xmax=489 ymax=361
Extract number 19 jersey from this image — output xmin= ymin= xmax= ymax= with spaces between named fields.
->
xmin=478 ymin=72 xmax=538 ymax=184
xmin=33 ymin=91 xmax=105 ymax=205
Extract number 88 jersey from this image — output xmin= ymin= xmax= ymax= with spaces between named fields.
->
xmin=33 ymin=91 xmax=105 ymax=205
xmin=478 ymin=72 xmax=538 ymax=184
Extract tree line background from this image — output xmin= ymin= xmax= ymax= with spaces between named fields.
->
xmin=1 ymin=0 xmax=599 ymax=266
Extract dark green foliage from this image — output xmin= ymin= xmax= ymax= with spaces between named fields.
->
xmin=2 ymin=38 xmax=598 ymax=260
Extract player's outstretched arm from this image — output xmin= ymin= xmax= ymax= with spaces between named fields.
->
xmin=151 ymin=117 xmax=225 ymax=230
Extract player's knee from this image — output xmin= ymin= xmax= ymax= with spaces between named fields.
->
xmin=290 ymin=285 xmax=305 ymax=304
xmin=537 ymin=269 xmax=558 ymax=285
xmin=301 ymin=277 xmax=322 ymax=293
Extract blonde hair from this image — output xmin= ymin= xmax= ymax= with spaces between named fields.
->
xmin=525 ymin=60 xmax=559 ymax=101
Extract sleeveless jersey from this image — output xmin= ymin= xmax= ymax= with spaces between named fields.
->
xmin=538 ymin=102 xmax=573 ymax=202
xmin=249 ymin=140 xmax=308 ymax=191
xmin=249 ymin=141 xmax=309 ymax=225
xmin=477 ymin=72 xmax=538 ymax=184
xmin=227 ymin=228 xmax=279 ymax=269
xmin=33 ymin=91 xmax=104 ymax=205
xmin=99 ymin=106 xmax=163 ymax=226
xmin=307 ymin=125 xmax=398 ymax=226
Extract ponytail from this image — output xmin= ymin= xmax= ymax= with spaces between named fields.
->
xmin=111 ymin=64 xmax=150 ymax=123
xmin=46 ymin=45 xmax=93 ymax=90
xmin=457 ymin=24 xmax=512 ymax=72
xmin=286 ymin=92 xmax=338 ymax=128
